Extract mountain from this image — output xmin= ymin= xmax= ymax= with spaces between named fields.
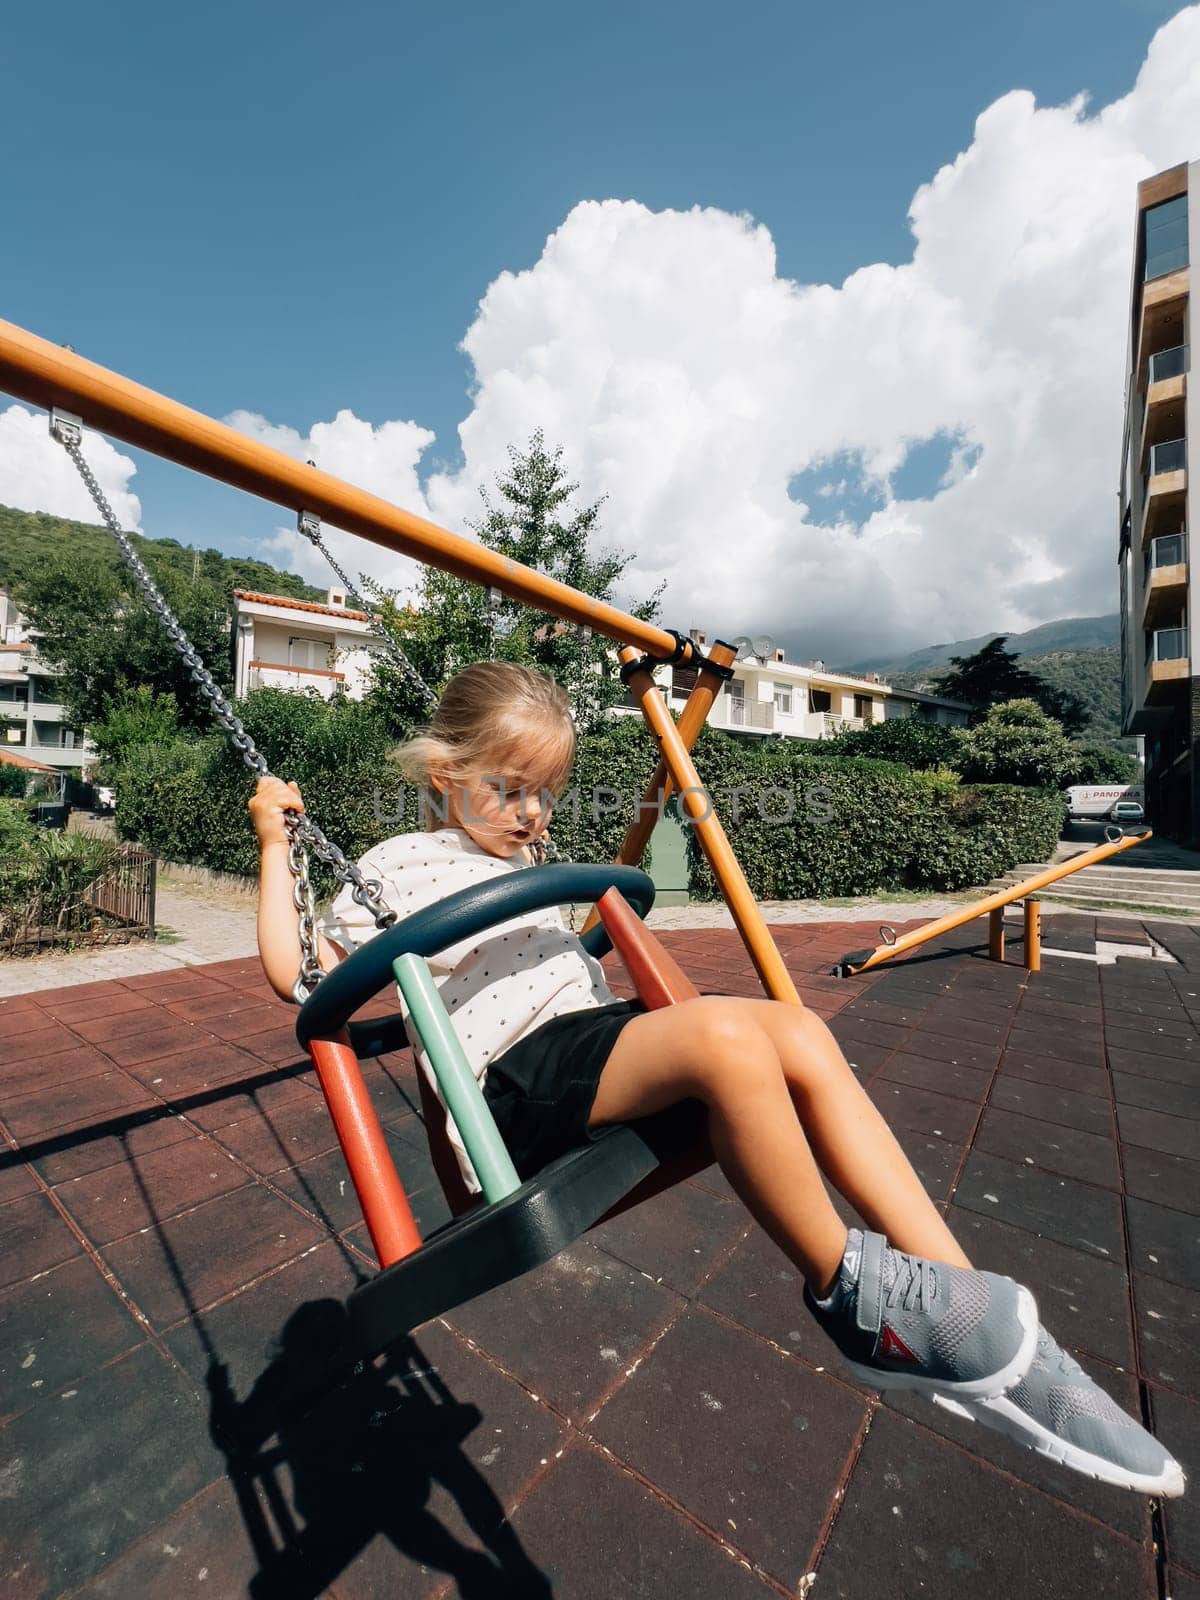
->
xmin=840 ymin=615 xmax=1120 ymax=678
xmin=0 ymin=503 xmax=326 ymax=606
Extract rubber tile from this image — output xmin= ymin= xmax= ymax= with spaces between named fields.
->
xmin=867 ymin=1080 xmax=980 ymax=1144
xmin=1108 ymin=1025 xmax=1199 ymax=1064
xmin=0 ymin=1189 xmax=84 ymax=1290
xmin=1150 ymin=1386 xmax=1200 ymax=1576
xmin=880 ymin=1351 xmax=1148 ymax=1542
xmin=815 ymin=1407 xmax=1153 ymax=1600
xmin=210 ymin=1093 xmax=343 ymax=1176
xmin=588 ymin=1175 xmax=749 ymax=1297
xmin=0 ymin=1043 xmax=128 ymax=1103
xmin=996 ymin=1047 xmax=1111 ymax=1100
xmin=918 ymin=1010 xmax=1009 ymax=1048
xmin=1165 ymin=1570 xmax=1200 ymax=1600
xmin=496 ymin=1441 xmax=776 ymax=1600
xmin=988 ymin=1075 xmax=1114 ymax=1137
xmin=316 ymin=1318 xmax=570 ymax=1599
xmin=445 ymin=1240 xmax=685 ymax=1425
xmin=888 ymin=1028 xmax=1003 ymax=1072
xmin=1116 ymin=1103 xmax=1200 ymax=1162
xmin=1122 ymin=1144 xmax=1200 ymax=1218
xmin=65 ymin=1005 xmax=197 ymax=1047
xmin=118 ymin=973 xmax=234 ymax=1006
xmin=0 ymin=1253 xmax=143 ymax=1423
xmin=826 ymin=1038 xmax=896 ymax=1074
xmin=37 ymin=990 xmax=154 ymax=1026
xmin=123 ymin=1042 xmax=266 ymax=1100
xmin=942 ymin=1205 xmax=1135 ymax=1371
xmin=178 ymin=1067 xmax=317 ymax=1132
xmin=25 ymin=1107 xmax=195 ymax=1187
xmin=14 ymin=1018 xmax=95 ymax=1064
xmin=891 ymin=1126 xmax=964 ymax=1202
xmin=0 ymin=1344 xmax=223 ymax=1599
xmin=238 ymin=1023 xmax=315 ymax=1066
xmin=974 ymin=1106 xmax=1121 ymax=1190
xmin=52 ymin=1135 xmax=249 ymax=1246
xmin=162 ymin=988 xmax=280 ymax=1025
xmin=1108 ymin=1007 xmax=1198 ymax=1041
xmin=952 ymin=1151 xmax=1125 ymax=1263
xmin=103 ymin=1183 xmax=327 ymax=1328
xmin=1113 ymin=1071 xmax=1200 ymax=1119
xmin=98 ymin=1018 xmax=213 ymax=1069
xmin=0 ymin=1069 xmax=156 ymax=1143
xmin=828 ymin=1015 xmax=912 ymax=1052
xmin=697 ymin=1225 xmax=870 ymax=1393
xmin=876 ymin=1051 xmax=992 ymax=1105
xmin=203 ymin=1000 xmax=297 ymax=1041
xmin=1107 ymin=1045 xmax=1200 ymax=1088
xmin=1125 ymin=1198 xmax=1200 ymax=1292
xmin=592 ymin=1304 xmax=867 ymax=1587
xmin=0 ymin=1155 xmax=38 ymax=1205
xmin=1133 ymin=1272 xmax=1200 ymax=1401
xmin=1003 ymin=1025 xmax=1107 ymax=1067
xmin=273 ymin=1146 xmax=392 ymax=1235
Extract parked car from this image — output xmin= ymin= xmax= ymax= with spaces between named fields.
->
xmin=95 ymin=785 xmax=116 ymax=814
xmin=1110 ymin=800 xmax=1145 ymax=825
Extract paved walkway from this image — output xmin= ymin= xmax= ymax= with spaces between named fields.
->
xmin=0 ymin=914 xmax=1195 ymax=1598
xmin=3 ymin=875 xmax=1193 ymax=997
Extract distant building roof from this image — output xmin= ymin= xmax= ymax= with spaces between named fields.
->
xmin=885 ymin=685 xmax=973 ymax=711
xmin=233 ymin=590 xmax=370 ymax=623
xmin=0 ymin=748 xmax=57 ymax=772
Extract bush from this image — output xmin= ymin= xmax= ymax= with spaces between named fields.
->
xmin=1066 ymin=742 xmax=1139 ymax=786
xmin=955 ymin=699 xmax=1076 ymax=789
xmin=0 ymin=824 xmax=123 ymax=948
xmin=88 ymin=684 xmax=182 ymax=772
xmin=0 ymin=765 xmax=28 ymax=799
xmin=828 ymin=716 xmax=962 ymax=773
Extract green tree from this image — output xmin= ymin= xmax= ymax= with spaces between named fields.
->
xmin=366 ymin=432 xmax=664 ymax=730
xmin=933 ymin=637 xmax=1088 ymax=734
xmin=954 ymin=699 xmax=1077 ymax=788
xmin=87 ymin=685 xmax=183 ymax=773
xmin=15 ymin=548 xmax=233 ymax=730
xmin=828 ymin=716 xmax=962 ymax=772
xmin=1066 ymin=742 xmax=1139 ymax=786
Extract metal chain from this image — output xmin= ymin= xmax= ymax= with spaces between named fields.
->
xmin=50 ymin=411 xmax=398 ymax=1001
xmin=294 ymin=510 xmax=439 ymax=712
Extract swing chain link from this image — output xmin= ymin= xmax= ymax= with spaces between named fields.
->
xmin=295 ymin=510 xmax=439 ymax=712
xmin=50 ymin=412 xmax=398 ymax=1002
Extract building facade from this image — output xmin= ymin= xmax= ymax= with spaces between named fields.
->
xmin=1119 ymin=161 xmax=1195 ymax=839
xmin=231 ymin=588 xmax=384 ymax=701
xmin=882 ymin=686 xmax=973 ymax=727
xmin=0 ymin=590 xmax=91 ymax=775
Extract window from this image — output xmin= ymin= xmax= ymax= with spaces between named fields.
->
xmin=772 ymin=681 xmax=793 ymax=715
xmin=289 ymin=636 xmax=327 ymax=671
xmin=854 ymin=694 xmax=873 ymax=720
xmin=5 ymin=727 xmax=22 ymax=743
xmin=1144 ymin=194 xmax=1188 ymax=282
xmin=671 ymin=664 xmax=699 ymax=700
xmin=808 ymin=688 xmax=831 ymax=713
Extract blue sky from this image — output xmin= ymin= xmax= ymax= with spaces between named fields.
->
xmin=1 ymin=0 xmax=1194 ymax=652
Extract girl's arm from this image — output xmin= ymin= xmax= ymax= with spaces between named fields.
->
xmin=249 ymin=776 xmax=346 ymax=1002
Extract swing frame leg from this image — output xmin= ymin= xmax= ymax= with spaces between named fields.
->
xmin=306 ymin=1035 xmax=422 ymax=1268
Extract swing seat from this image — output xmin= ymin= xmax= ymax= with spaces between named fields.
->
xmin=295 ymin=864 xmax=713 ymax=1356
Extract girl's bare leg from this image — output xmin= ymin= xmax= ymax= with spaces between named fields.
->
xmin=590 ymin=1001 xmax=849 ymax=1293
xmin=723 ymin=998 xmax=971 ymax=1270
xmin=589 ymin=997 xmax=971 ymax=1290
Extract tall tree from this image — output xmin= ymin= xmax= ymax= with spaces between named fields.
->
xmin=367 ymin=431 xmax=664 ymax=729
xmin=933 ymin=636 xmax=1087 ymax=734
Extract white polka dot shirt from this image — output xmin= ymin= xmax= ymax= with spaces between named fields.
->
xmin=317 ymin=827 xmax=618 ymax=1192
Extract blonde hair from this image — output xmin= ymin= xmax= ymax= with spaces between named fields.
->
xmin=392 ymin=661 xmax=576 ymax=829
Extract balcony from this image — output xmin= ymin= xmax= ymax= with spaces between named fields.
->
xmin=710 ymin=695 xmax=776 ymax=734
xmin=1149 ymin=343 xmax=1189 ymax=383
xmin=1141 ymin=437 xmax=1188 ymax=547
xmin=248 ymin=660 xmax=346 ymax=701
xmin=1143 ymin=533 xmax=1188 ymax=629
xmin=1145 ymin=625 xmax=1189 ymax=701
xmin=817 ymin=713 xmax=866 ymax=739
xmin=1136 ymin=267 xmax=1188 ymax=391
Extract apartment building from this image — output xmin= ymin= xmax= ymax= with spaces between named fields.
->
xmin=1118 ymin=160 xmax=1195 ymax=839
xmin=231 ymin=588 xmax=383 ymax=700
xmin=618 ymin=630 xmax=889 ymax=740
xmin=0 ymin=590 xmax=90 ymax=774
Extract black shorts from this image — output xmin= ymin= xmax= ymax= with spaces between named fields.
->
xmin=482 ymin=999 xmax=651 ymax=1180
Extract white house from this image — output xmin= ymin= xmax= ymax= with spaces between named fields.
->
xmin=615 ymin=629 xmax=890 ymax=741
xmin=232 ymin=587 xmax=383 ymax=701
xmin=0 ymin=590 xmax=92 ymax=774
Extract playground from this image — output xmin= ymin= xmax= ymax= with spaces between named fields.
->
xmin=0 ymin=321 xmax=1195 ymax=1597
xmin=1 ymin=912 xmax=1196 ymax=1597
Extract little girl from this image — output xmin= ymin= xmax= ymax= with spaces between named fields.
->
xmin=251 ymin=660 xmax=1183 ymax=1499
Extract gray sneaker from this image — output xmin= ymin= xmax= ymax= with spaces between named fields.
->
xmin=932 ymin=1325 xmax=1186 ymax=1497
xmin=803 ymin=1229 xmax=1039 ymax=1400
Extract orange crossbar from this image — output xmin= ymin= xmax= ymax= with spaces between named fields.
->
xmin=835 ymin=828 xmax=1153 ymax=976
xmin=0 ymin=319 xmax=692 ymax=660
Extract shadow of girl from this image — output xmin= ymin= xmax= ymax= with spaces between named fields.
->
xmin=207 ymin=1299 xmax=552 ymax=1599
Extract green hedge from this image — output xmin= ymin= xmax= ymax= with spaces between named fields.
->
xmin=681 ymin=735 xmax=1062 ymax=899
xmin=112 ymin=689 xmax=1061 ymax=903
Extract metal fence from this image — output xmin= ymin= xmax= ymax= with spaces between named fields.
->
xmin=0 ymin=843 xmax=156 ymax=959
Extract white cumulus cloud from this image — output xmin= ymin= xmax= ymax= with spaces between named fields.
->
xmin=0 ymin=405 xmax=141 ymax=530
